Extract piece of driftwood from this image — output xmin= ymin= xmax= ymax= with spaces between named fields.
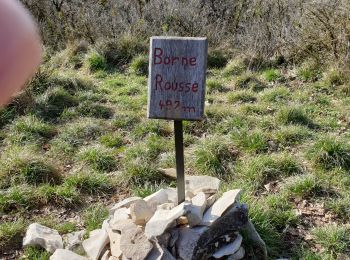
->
xmin=148 ymin=36 xmax=208 ymax=121
xmin=192 ymin=204 xmax=249 ymax=259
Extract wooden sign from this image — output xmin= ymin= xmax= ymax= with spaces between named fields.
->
xmin=148 ymin=36 xmax=208 ymax=121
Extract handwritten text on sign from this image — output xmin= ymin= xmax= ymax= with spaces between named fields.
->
xmin=148 ymin=37 xmax=208 ymax=120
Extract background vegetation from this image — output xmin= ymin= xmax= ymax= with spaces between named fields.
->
xmin=1 ymin=0 xmax=350 ymax=259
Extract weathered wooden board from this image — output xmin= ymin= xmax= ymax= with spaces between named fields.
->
xmin=147 ymin=36 xmax=208 ymax=121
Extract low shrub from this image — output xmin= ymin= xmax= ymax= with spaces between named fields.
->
xmin=207 ymin=50 xmax=228 ymax=68
xmin=129 ymin=55 xmax=149 ymax=76
xmin=86 ymin=51 xmax=107 ymax=72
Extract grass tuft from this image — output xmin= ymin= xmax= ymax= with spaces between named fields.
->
xmin=83 ymin=204 xmax=109 ymax=232
xmin=311 ymin=224 xmax=349 ymax=255
xmin=86 ymin=50 xmax=107 ymax=72
xmin=129 ymin=55 xmax=148 ymax=76
xmin=277 ymin=106 xmax=312 ymax=126
xmin=206 ymin=79 xmax=225 ymax=94
xmin=78 ymin=146 xmax=117 ymax=172
xmin=235 ymin=73 xmax=266 ymax=92
xmin=262 ymin=69 xmax=283 ymax=82
xmin=207 ymin=50 xmax=228 ymax=68
xmin=228 ymin=90 xmax=256 ymax=103
xmin=308 ymin=136 xmax=350 ymax=170
xmin=194 ymin=136 xmax=238 ymax=177
xmin=237 ymin=154 xmax=301 ymax=191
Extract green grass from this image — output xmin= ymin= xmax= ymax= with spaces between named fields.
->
xmin=275 ymin=125 xmax=311 ymax=146
xmin=311 ymin=224 xmax=349 ymax=256
xmin=3 ymin=45 xmax=350 ymax=258
xmin=260 ymin=86 xmax=290 ymax=102
xmin=86 ymin=50 xmax=107 ymax=72
xmin=222 ymin=59 xmax=246 ymax=77
xmin=129 ymin=55 xmax=148 ymax=76
xmin=308 ymin=136 xmax=350 ymax=170
xmin=228 ymin=90 xmax=256 ymax=103
xmin=193 ymin=136 xmax=237 ymax=177
xmin=284 ymin=174 xmax=323 ymax=199
xmin=237 ymin=154 xmax=302 ymax=192
xmin=231 ymin=130 xmax=268 ymax=153
xmin=277 ymin=106 xmax=313 ymax=126
xmin=83 ymin=204 xmax=109 ymax=232
xmin=207 ymin=50 xmax=228 ymax=68
xmin=262 ymin=69 xmax=283 ymax=82
xmin=206 ymin=79 xmax=225 ymax=93
xmin=78 ymin=146 xmax=117 ymax=172
xmin=0 ymin=219 xmax=26 ymax=252
xmin=21 ymin=246 xmax=51 ymax=260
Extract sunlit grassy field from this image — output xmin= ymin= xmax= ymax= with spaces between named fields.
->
xmin=1 ymin=46 xmax=350 ymax=259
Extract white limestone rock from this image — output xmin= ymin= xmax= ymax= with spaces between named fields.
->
xmin=107 ymin=228 xmax=122 ymax=258
xmin=120 ymin=222 xmax=153 ymax=260
xmin=213 ymin=234 xmax=243 ymax=258
xmin=227 ymin=246 xmax=245 ymax=260
xmin=144 ymin=188 xmax=178 ymax=212
xmin=145 ymin=202 xmax=188 ymax=239
xmin=101 ymin=249 xmax=111 ymax=260
xmin=186 ymin=192 xmax=207 ymax=227
xmin=201 ymin=189 xmax=241 ymax=226
xmin=23 ymin=223 xmax=63 ymax=253
xmin=109 ymin=207 xmax=130 ymax=228
xmin=206 ymin=194 xmax=218 ymax=209
xmin=146 ymin=243 xmax=176 ymax=260
xmin=130 ymin=200 xmax=154 ymax=225
xmin=185 ymin=175 xmax=220 ymax=195
xmin=82 ymin=229 xmax=109 ymax=260
xmin=176 ymin=226 xmax=208 ymax=260
xmin=64 ymin=230 xmax=85 ymax=251
xmin=157 ymin=203 xmax=175 ymax=210
xmin=109 ymin=197 xmax=142 ymax=215
xmin=50 ymin=249 xmax=87 ymax=260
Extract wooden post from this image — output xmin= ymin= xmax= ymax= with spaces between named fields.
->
xmin=174 ymin=120 xmax=185 ymax=204
xmin=147 ymin=36 xmax=208 ymax=205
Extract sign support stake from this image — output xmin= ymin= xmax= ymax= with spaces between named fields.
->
xmin=174 ymin=120 xmax=185 ymax=204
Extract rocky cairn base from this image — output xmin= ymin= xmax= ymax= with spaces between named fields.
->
xmin=23 ymin=175 xmax=267 ymax=260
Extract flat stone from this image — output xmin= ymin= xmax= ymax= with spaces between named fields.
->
xmin=157 ymin=232 xmax=171 ymax=247
xmin=176 ymin=226 xmax=208 ymax=260
xmin=193 ymin=205 xmax=249 ymax=259
xmin=157 ymin=203 xmax=175 ymax=210
xmin=145 ymin=202 xmax=188 ymax=239
xmin=227 ymin=246 xmax=245 ymax=260
xmin=185 ymin=175 xmax=220 ymax=195
xmin=120 ymin=222 xmax=153 ymax=260
xmin=102 ymin=219 xmax=111 ymax=231
xmin=144 ymin=188 xmax=178 ymax=212
xmin=159 ymin=168 xmax=177 ymax=179
xmin=50 ymin=249 xmax=87 ymax=260
xmin=130 ymin=200 xmax=154 ymax=225
xmin=107 ymin=228 xmax=122 ymax=258
xmin=82 ymin=229 xmax=109 ymax=260
xmin=112 ymin=207 xmax=130 ymax=223
xmin=206 ymin=194 xmax=218 ymax=209
xmin=109 ymin=197 xmax=142 ymax=215
xmin=201 ymin=189 xmax=241 ymax=226
xmin=64 ymin=230 xmax=85 ymax=251
xmin=23 ymin=223 xmax=63 ymax=253
xmin=146 ymin=243 xmax=176 ymax=260
xmin=186 ymin=192 xmax=207 ymax=227
xmin=110 ymin=219 xmax=135 ymax=232
xmin=101 ymin=250 xmax=111 ymax=260
xmin=213 ymin=234 xmax=242 ymax=258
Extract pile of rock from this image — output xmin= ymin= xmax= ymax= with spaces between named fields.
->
xmin=23 ymin=175 xmax=267 ymax=260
